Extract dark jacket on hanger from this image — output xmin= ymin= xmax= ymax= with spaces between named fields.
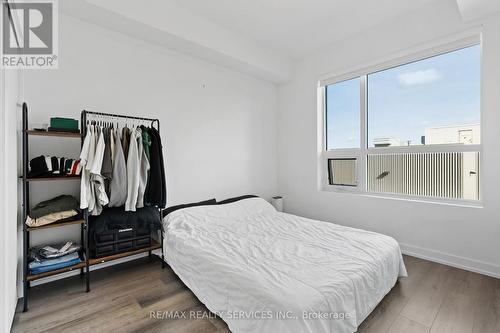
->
xmin=140 ymin=125 xmax=152 ymax=206
xmin=101 ymin=127 xmax=112 ymax=180
xmin=146 ymin=127 xmax=166 ymax=207
xmin=122 ymin=127 xmax=131 ymax=161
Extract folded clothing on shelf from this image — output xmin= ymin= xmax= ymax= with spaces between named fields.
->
xmin=26 ymin=195 xmax=80 ymax=228
xmin=28 ymin=155 xmax=82 ymax=177
xmin=29 ymin=242 xmax=81 ymax=261
xmin=26 ymin=210 xmax=79 ymax=228
xmin=29 ymin=251 xmax=81 ymax=274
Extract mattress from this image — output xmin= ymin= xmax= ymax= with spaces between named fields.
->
xmin=163 ymin=198 xmax=407 ymax=333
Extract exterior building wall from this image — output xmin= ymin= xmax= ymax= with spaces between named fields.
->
xmin=425 ymin=124 xmax=480 ymax=145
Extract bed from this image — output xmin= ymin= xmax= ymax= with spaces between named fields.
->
xmin=162 ymin=197 xmax=407 ymax=333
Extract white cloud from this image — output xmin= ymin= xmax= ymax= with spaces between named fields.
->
xmin=397 ymin=68 xmax=442 ymax=86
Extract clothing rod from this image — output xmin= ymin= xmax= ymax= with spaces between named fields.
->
xmin=81 ymin=110 xmax=160 ymax=131
xmin=82 ymin=110 xmax=159 ymax=123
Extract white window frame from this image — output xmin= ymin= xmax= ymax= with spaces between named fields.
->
xmin=318 ymin=33 xmax=483 ymax=205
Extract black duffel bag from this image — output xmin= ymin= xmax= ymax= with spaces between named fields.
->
xmin=89 ymin=207 xmax=162 ymax=258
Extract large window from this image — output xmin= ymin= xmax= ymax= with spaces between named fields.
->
xmin=367 ymin=45 xmax=480 ymax=147
xmin=321 ymin=42 xmax=481 ymax=201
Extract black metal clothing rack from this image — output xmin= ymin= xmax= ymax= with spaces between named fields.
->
xmin=21 ymin=105 xmax=165 ymax=312
xmin=80 ymin=109 xmax=165 ymax=274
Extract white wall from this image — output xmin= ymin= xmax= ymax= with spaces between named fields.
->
xmin=0 ymin=68 xmax=22 ymax=331
xmin=277 ymin=0 xmax=500 ymax=277
xmin=20 ymin=14 xmax=278 ymax=289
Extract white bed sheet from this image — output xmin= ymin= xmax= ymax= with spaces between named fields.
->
xmin=163 ymin=198 xmax=407 ymax=333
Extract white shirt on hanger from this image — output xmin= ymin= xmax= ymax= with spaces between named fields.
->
xmin=125 ymin=127 xmax=141 ymax=211
xmin=90 ymin=126 xmax=106 ymax=175
xmin=79 ymin=125 xmax=92 ymax=209
xmin=89 ymin=126 xmax=109 ymax=215
xmin=86 ymin=125 xmax=96 ymax=172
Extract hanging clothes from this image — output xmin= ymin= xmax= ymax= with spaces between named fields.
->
xmin=87 ymin=125 xmax=96 ymax=170
xmin=122 ymin=127 xmax=131 ymax=161
xmin=90 ymin=127 xmax=105 ymax=175
xmin=141 ymin=125 xmax=151 ymax=161
xmin=146 ymin=127 xmax=166 ymax=207
xmin=108 ymin=128 xmax=128 ymax=207
xmin=80 ymin=125 xmax=93 ymax=210
xmin=86 ymin=125 xmax=97 ymax=213
xmin=89 ymin=126 xmax=109 ymax=216
xmin=125 ymin=128 xmax=141 ymax=211
xmin=141 ymin=125 xmax=152 ymax=206
xmin=101 ymin=127 xmax=112 ymax=181
xmin=136 ymin=127 xmax=150 ymax=209
xmin=80 ymin=114 xmax=165 ymax=216
xmin=110 ymin=126 xmax=115 ymax=166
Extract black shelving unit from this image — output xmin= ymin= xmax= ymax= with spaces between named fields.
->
xmin=21 ymin=105 xmax=165 ymax=312
xmin=21 ymin=103 xmax=87 ymax=312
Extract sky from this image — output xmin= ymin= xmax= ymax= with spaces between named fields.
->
xmin=326 ymin=44 xmax=481 ymax=149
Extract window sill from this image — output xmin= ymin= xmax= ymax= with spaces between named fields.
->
xmin=320 ymin=186 xmax=483 ymax=208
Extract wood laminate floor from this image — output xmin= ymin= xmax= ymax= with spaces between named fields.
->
xmin=12 ymin=255 xmax=500 ymax=333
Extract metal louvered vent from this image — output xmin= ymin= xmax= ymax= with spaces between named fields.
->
xmin=367 ymin=152 xmax=479 ymax=200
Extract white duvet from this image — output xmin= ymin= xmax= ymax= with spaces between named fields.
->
xmin=163 ymin=198 xmax=407 ymax=333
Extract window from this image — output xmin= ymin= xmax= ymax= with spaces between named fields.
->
xmin=367 ymin=46 xmax=480 ymax=147
xmin=321 ymin=41 xmax=481 ymax=202
xmin=328 ymin=158 xmax=357 ymax=186
xmin=326 ymin=78 xmax=360 ymax=149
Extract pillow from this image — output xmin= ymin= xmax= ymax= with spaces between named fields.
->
xmin=165 ymin=197 xmax=275 ymax=225
xmin=217 ymin=195 xmax=258 ymax=205
xmin=162 ymin=198 xmax=217 ymax=217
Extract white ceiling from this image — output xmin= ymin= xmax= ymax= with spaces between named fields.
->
xmin=63 ymin=0 xmax=293 ymax=82
xmin=63 ymin=0 xmax=463 ymax=83
xmin=173 ymin=0 xmax=441 ymax=59
xmin=456 ymin=0 xmax=500 ymax=21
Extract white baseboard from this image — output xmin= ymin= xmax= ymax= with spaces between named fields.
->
xmin=400 ymin=242 xmax=500 ymax=279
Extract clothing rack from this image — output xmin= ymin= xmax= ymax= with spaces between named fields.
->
xmin=80 ymin=110 xmax=166 ymax=291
